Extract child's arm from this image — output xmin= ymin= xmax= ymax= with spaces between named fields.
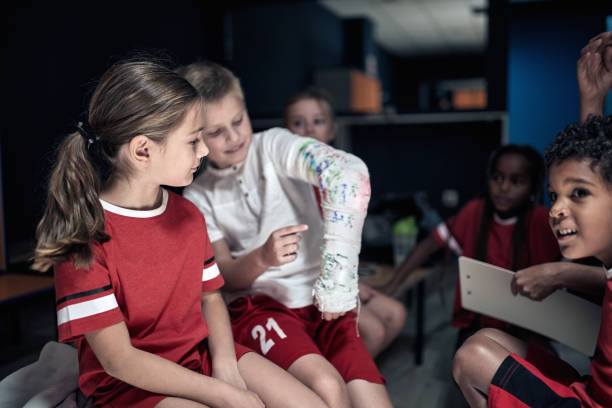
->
xmin=212 ymin=224 xmax=308 ymax=291
xmin=511 ymin=261 xmax=606 ymax=301
xmin=201 ymin=289 xmax=248 ymax=390
xmin=85 ymin=322 xmax=263 ymax=407
xmin=381 ymin=233 xmax=442 ymax=295
xmin=578 ymin=31 xmax=612 ymax=122
xmin=269 ymin=132 xmax=370 ymax=314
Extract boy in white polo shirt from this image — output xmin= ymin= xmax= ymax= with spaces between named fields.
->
xmin=181 ymin=61 xmax=392 ymax=408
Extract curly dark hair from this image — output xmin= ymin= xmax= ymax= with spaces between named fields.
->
xmin=544 ymin=115 xmax=612 ymax=183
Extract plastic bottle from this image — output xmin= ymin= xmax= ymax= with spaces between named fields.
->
xmin=392 ymin=216 xmax=418 ymax=267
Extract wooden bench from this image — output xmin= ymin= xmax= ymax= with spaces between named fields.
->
xmin=0 ymin=273 xmax=55 ymax=344
xmin=359 ymin=263 xmax=440 ymax=365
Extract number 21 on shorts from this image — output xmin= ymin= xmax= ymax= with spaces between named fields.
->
xmin=251 ymin=317 xmax=287 ymax=355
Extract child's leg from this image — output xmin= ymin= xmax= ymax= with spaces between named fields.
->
xmin=316 ymin=311 xmax=393 ymax=408
xmin=287 ymin=353 xmax=351 ymax=408
xmin=347 ymin=379 xmax=394 ymax=408
xmin=356 ymin=307 xmax=387 ymax=355
xmin=288 ymin=352 xmax=392 ymax=408
xmin=358 ymin=284 xmax=407 ymax=356
xmin=229 ymin=296 xmax=351 ymax=407
xmin=156 ymin=398 xmax=209 ymax=407
xmin=452 ymin=328 xmax=528 ymax=408
xmin=238 ymin=352 xmax=328 ymax=408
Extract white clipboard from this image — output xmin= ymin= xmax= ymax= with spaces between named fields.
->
xmin=458 ymin=256 xmax=602 ymax=356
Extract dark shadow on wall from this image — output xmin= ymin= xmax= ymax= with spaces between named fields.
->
xmin=1 ymin=1 xmax=226 ymax=267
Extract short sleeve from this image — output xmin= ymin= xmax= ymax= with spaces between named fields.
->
xmin=184 ymin=184 xmax=224 ymax=243
xmin=53 ymin=245 xmax=124 ymax=343
xmin=433 ymin=199 xmax=482 ymax=255
xmin=201 ymin=220 xmax=225 ymax=292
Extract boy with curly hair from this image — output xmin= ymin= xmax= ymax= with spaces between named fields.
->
xmin=453 ymin=114 xmax=612 ymax=407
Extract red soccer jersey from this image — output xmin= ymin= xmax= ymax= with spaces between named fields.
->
xmin=585 ymin=274 xmax=612 ymax=406
xmin=433 ymin=198 xmax=561 ymax=328
xmin=54 ymin=190 xmax=224 ymax=404
xmin=488 ymin=276 xmax=612 ymax=407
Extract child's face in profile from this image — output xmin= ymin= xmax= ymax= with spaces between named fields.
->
xmin=202 ymin=94 xmax=253 ymax=169
xmin=488 ymin=153 xmax=532 ymax=217
xmin=150 ymin=103 xmax=208 ymax=187
xmin=548 ymin=158 xmax=612 ymax=265
xmin=286 ymin=98 xmax=336 ymax=144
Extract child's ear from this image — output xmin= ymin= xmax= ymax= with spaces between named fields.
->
xmin=128 ymin=135 xmax=151 ymax=164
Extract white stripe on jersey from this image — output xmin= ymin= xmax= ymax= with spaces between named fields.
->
xmin=436 ymin=222 xmax=463 ymax=256
xmin=202 ymin=263 xmax=220 ymax=281
xmin=605 ymin=264 xmax=612 ymax=280
xmin=57 ymin=293 xmax=119 ymax=326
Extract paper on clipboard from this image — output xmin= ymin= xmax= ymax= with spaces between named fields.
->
xmin=458 ymin=256 xmax=601 ymax=356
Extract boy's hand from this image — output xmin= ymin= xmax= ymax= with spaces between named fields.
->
xmin=321 ymin=311 xmax=345 ymax=321
xmin=511 ymin=263 xmax=561 ymax=301
xmin=259 ymin=224 xmax=308 ymax=267
xmin=313 ymin=296 xmax=347 ymax=321
xmin=578 ymin=31 xmax=612 ymax=120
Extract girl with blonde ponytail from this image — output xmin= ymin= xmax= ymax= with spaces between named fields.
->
xmin=33 ymin=58 xmax=327 ymax=408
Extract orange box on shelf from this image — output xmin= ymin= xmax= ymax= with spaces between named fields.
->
xmin=350 ymin=70 xmax=382 ymax=113
xmin=315 ymin=68 xmax=382 ymax=114
xmin=453 ymin=88 xmax=487 ymax=110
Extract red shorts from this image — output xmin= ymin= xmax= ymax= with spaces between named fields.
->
xmin=228 ymin=295 xmax=385 ymax=384
xmin=488 ymin=346 xmax=597 ymax=407
xmin=97 ymin=341 xmax=252 ymax=407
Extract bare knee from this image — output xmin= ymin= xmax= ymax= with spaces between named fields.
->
xmin=361 ymin=316 xmax=386 ymax=343
xmin=359 ymin=317 xmax=386 ymax=355
xmin=454 ymin=327 xmax=515 ymax=384
xmin=453 ymin=339 xmax=472 ymax=384
xmin=452 ymin=329 xmax=496 ymax=384
xmin=156 ymin=397 xmax=209 ymax=407
xmin=310 ymin=372 xmax=349 ymax=407
xmin=289 ymin=354 xmax=350 ymax=408
xmin=385 ymin=301 xmax=407 ymax=333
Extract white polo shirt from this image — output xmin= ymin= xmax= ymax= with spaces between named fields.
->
xmin=185 ymin=128 xmax=326 ymax=308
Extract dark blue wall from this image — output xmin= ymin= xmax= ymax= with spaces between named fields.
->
xmin=2 ymin=1 xmax=223 ymax=262
xmin=230 ymin=3 xmax=344 ymax=117
xmin=350 ymin=120 xmax=503 ymax=220
xmin=507 ymin=3 xmax=610 ymax=152
xmin=0 ymin=1 xmax=355 ymax=264
xmin=386 ymin=54 xmax=487 ymax=113
xmin=12 ymin=1 xmax=604 ymax=268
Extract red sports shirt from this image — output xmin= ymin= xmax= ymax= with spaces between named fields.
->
xmin=433 ymin=198 xmax=561 ymax=328
xmin=54 ymin=190 xmax=224 ymax=404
